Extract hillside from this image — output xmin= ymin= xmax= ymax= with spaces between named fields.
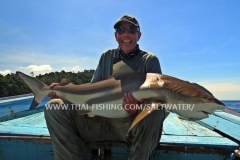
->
xmin=0 ymin=70 xmax=95 ymax=97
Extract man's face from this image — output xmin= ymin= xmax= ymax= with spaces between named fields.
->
xmin=114 ymin=22 xmax=141 ymax=54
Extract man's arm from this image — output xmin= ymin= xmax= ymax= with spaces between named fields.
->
xmin=123 ymin=54 xmax=162 ymax=114
xmin=91 ymin=54 xmax=104 ymax=83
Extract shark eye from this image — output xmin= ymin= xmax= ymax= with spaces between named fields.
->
xmin=207 ymin=99 xmax=212 ymax=102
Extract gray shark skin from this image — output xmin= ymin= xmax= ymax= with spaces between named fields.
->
xmin=16 ymin=61 xmax=225 ymax=129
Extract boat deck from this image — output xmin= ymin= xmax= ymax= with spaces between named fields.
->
xmin=0 ymin=96 xmax=239 ymax=160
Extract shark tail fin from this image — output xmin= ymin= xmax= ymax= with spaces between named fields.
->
xmin=16 ymin=71 xmax=48 ymax=109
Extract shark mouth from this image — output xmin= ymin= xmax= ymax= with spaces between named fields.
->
xmin=201 ymin=110 xmax=211 ymax=115
xmin=196 ymin=110 xmax=211 ymax=116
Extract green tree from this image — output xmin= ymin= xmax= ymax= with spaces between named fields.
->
xmin=0 ymin=70 xmax=95 ymax=97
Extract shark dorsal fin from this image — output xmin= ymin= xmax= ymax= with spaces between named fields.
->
xmin=110 ymin=60 xmax=137 ymax=79
xmin=59 ymin=78 xmax=70 ymax=86
xmin=161 ymin=75 xmax=217 ymax=100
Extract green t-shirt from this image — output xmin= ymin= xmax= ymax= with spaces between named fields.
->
xmin=91 ymin=48 xmax=162 ymax=83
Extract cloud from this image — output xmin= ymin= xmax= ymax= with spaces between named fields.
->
xmin=0 ymin=70 xmax=11 ymax=76
xmin=25 ymin=65 xmax=53 ymax=72
xmin=71 ymin=65 xmax=80 ymax=72
xmin=18 ymin=64 xmax=53 ymax=76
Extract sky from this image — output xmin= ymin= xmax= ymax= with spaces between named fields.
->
xmin=0 ymin=0 xmax=239 ymax=100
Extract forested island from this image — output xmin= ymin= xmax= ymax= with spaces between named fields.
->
xmin=0 ymin=70 xmax=95 ymax=98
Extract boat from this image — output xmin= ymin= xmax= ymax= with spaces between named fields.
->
xmin=0 ymin=94 xmax=239 ymax=160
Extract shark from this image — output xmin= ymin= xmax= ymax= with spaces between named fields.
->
xmin=16 ymin=61 xmax=225 ymax=131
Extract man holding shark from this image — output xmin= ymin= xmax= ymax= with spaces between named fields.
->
xmin=45 ymin=14 xmax=165 ymax=160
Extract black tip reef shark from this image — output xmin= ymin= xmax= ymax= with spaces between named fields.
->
xmin=16 ymin=61 xmax=225 ymax=131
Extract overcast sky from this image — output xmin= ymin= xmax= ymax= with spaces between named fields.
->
xmin=0 ymin=0 xmax=239 ymax=100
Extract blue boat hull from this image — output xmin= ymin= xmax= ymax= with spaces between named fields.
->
xmin=0 ymin=95 xmax=239 ymax=159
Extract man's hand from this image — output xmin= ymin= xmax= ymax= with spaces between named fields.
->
xmin=48 ymin=83 xmax=59 ymax=99
xmin=123 ymin=93 xmax=145 ymax=114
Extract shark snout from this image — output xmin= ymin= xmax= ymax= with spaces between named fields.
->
xmin=218 ymin=104 xmax=226 ymax=110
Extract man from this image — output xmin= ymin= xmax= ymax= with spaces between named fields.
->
xmin=45 ymin=15 xmax=165 ymax=160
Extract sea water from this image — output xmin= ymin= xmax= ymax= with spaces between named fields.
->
xmin=222 ymin=100 xmax=240 ymax=112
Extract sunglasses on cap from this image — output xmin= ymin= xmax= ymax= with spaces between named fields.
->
xmin=115 ymin=26 xmax=140 ymax=34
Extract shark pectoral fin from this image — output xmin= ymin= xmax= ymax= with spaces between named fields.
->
xmin=127 ymin=102 xmax=161 ymax=133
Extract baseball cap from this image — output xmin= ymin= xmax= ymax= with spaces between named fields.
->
xmin=113 ymin=15 xmax=140 ymax=30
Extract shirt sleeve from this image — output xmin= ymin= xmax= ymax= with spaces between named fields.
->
xmin=146 ymin=55 xmax=162 ymax=74
xmin=90 ymin=54 xmax=104 ymax=83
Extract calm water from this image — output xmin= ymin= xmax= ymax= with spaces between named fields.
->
xmin=222 ymin=100 xmax=240 ymax=113
xmin=0 ymin=95 xmax=239 ymax=117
